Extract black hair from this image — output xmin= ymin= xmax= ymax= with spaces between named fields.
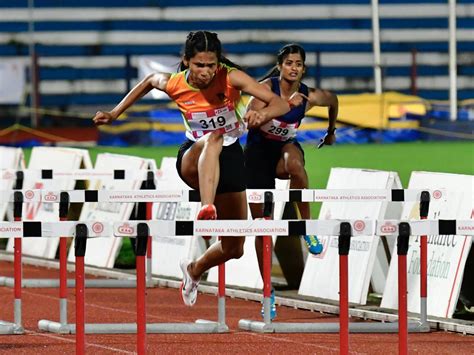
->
xmin=261 ymin=43 xmax=306 ymax=81
xmin=179 ymin=31 xmax=242 ymax=71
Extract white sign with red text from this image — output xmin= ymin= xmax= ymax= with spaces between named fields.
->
xmin=207 ymin=179 xmax=290 ymax=289
xmin=150 ymin=157 xmax=202 ymax=278
xmin=67 ymin=153 xmax=148 ymax=268
xmin=381 ymin=171 xmax=473 ymax=318
xmin=299 ymin=168 xmax=402 ymax=304
xmin=0 ymin=146 xmax=24 ymax=221
xmin=6 ymin=147 xmax=91 ymax=259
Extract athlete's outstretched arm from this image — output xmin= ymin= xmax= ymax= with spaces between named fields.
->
xmin=306 ymin=88 xmax=338 ymax=148
xmin=229 ymin=70 xmax=289 ymax=129
xmin=93 ymin=72 xmax=170 ymax=126
xmin=307 ymin=88 xmax=338 ymax=132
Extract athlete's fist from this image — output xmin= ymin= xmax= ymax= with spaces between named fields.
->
xmin=245 ymin=110 xmax=267 ymax=129
xmin=93 ymin=111 xmax=115 ymax=126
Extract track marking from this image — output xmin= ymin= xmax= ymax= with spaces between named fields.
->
xmin=18 ymin=288 xmax=200 ymax=322
xmin=24 ymin=329 xmax=135 ymax=354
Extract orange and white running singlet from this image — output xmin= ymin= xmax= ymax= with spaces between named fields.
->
xmin=165 ymin=63 xmax=246 ymax=145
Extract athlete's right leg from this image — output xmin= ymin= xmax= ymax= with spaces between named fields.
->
xmin=179 ymin=131 xmax=223 ymax=206
xmin=187 ymin=191 xmax=247 ymax=280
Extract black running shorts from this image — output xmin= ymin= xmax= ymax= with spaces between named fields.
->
xmin=244 ymin=138 xmax=304 ymax=189
xmin=176 ymin=139 xmax=246 ymax=194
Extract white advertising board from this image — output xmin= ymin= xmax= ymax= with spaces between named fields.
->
xmin=6 ymin=147 xmax=91 ymax=259
xmin=0 ymin=60 xmax=25 ymax=104
xmin=0 ymin=146 xmax=24 ymax=220
xmin=151 ymin=157 xmax=202 ymax=278
xmin=206 ymin=179 xmax=290 ymax=289
xmin=299 ymin=168 xmax=401 ymax=305
xmin=381 ymin=171 xmax=473 ymax=318
xmin=67 ymin=153 xmax=147 ymax=268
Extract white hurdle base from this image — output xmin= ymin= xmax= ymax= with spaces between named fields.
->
xmin=0 ymin=277 xmax=157 ymax=288
xmin=238 ymin=319 xmax=430 ymax=333
xmin=0 ymin=321 xmax=23 ymax=335
xmin=38 ymin=320 xmax=228 ymax=334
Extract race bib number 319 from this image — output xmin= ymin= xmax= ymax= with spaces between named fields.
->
xmin=186 ymin=104 xmax=240 ymax=138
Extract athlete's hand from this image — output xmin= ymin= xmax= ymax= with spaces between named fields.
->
xmin=317 ymin=130 xmax=336 ymax=149
xmin=245 ymin=110 xmax=267 ymax=129
xmin=93 ymin=111 xmax=115 ymax=126
xmin=288 ymin=92 xmax=308 ymax=108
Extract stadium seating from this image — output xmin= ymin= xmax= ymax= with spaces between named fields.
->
xmin=0 ymin=0 xmax=473 ymax=107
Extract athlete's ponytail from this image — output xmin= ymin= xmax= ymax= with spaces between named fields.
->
xmin=179 ymin=31 xmax=242 ymax=71
xmin=260 ymin=43 xmax=306 ymax=81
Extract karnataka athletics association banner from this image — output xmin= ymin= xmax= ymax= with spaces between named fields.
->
xmin=381 ymin=171 xmax=473 ymax=318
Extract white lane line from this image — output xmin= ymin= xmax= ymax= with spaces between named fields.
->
xmin=25 ymin=329 xmax=135 ymax=354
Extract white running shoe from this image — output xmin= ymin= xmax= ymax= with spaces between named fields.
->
xmin=180 ymin=259 xmax=200 ymax=307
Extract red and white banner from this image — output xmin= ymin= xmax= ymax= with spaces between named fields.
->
xmin=381 ymin=171 xmax=473 ymax=318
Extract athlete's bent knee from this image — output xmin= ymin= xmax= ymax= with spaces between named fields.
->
xmin=223 ymin=244 xmax=244 ymax=260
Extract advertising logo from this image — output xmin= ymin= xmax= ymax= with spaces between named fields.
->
xmin=432 ymin=190 xmax=442 ymax=200
xmin=24 ymin=190 xmax=35 ymax=200
xmin=380 ymin=221 xmax=397 ymax=234
xmin=248 ymin=191 xmax=262 ymax=202
xmin=353 ymin=220 xmax=366 ymax=232
xmin=44 ymin=192 xmax=58 ymax=202
xmin=117 ymin=223 xmax=135 ymax=235
xmin=92 ymin=222 xmax=104 ymax=234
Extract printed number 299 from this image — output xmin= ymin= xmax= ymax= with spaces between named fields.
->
xmin=268 ymin=126 xmax=289 ymax=136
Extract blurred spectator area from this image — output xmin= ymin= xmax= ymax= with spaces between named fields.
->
xmin=0 ymin=0 xmax=473 ymax=113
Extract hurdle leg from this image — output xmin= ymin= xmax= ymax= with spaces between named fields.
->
xmin=419 ymin=191 xmax=430 ymax=328
xmin=74 ymin=224 xmax=88 ymax=355
xmin=59 ymin=236 xmax=68 ymax=325
xmin=13 ymin=236 xmax=22 ymax=328
xmin=217 ymin=237 xmax=226 ymax=326
xmin=398 ymin=223 xmax=410 ymax=355
xmin=13 ymin=194 xmax=23 ymax=331
xmin=262 ymin=234 xmax=272 ymax=325
xmin=338 ymin=222 xmax=352 ymax=355
xmin=146 ymin=201 xmax=153 ymax=287
xmin=136 ymin=224 xmax=149 ymax=354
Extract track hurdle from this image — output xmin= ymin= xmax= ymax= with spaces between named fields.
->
xmin=0 ymin=169 xmax=159 ymax=290
xmin=238 ymin=191 xmax=432 ymax=354
xmin=0 ymin=191 xmax=24 ymax=335
xmin=38 ymin=174 xmax=158 ymax=333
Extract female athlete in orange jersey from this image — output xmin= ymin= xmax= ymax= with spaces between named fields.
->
xmin=93 ymin=31 xmax=289 ymax=306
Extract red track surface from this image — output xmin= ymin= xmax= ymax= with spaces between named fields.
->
xmin=0 ymin=261 xmax=472 ymax=354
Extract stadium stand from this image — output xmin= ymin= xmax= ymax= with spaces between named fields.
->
xmin=0 ymin=0 xmax=473 ymax=107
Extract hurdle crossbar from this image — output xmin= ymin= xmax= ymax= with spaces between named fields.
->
xmin=0 ymin=188 xmax=446 ymax=204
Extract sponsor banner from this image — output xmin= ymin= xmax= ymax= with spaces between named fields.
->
xmin=376 ymin=219 xmax=474 ymax=237
xmin=67 ymin=153 xmax=148 ymax=268
xmin=0 ymin=168 xmax=164 ymax=181
xmin=100 ymin=190 xmax=184 ymax=203
xmin=381 ymin=172 xmax=473 ymax=318
xmin=193 ymin=219 xmax=289 ymax=236
xmin=0 ymin=222 xmax=23 ymax=237
xmin=151 ymin=157 xmax=201 ymax=279
xmin=246 ymin=189 xmax=288 ymax=203
xmin=312 ymin=189 xmax=446 ymax=202
xmin=306 ymin=219 xmax=375 ymax=237
xmin=0 ymin=221 xmax=111 ymax=238
xmin=207 ymin=179 xmax=290 ymax=289
xmin=0 ymin=147 xmax=24 ymax=220
xmin=6 ymin=147 xmax=92 ymax=259
xmin=299 ymin=168 xmax=402 ymax=305
xmin=0 ymin=60 xmax=25 ymax=104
